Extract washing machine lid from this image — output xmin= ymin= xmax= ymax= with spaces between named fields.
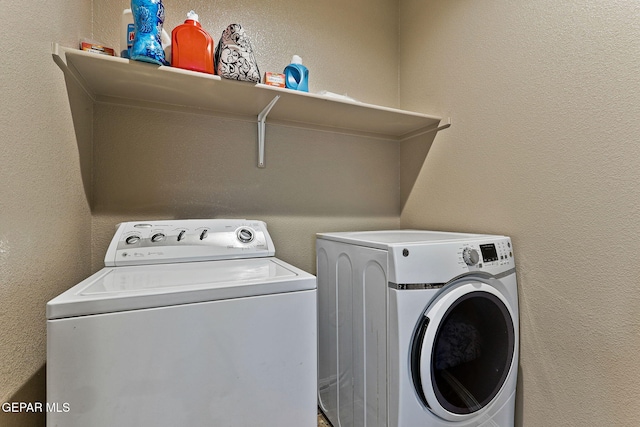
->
xmin=47 ymin=257 xmax=316 ymax=320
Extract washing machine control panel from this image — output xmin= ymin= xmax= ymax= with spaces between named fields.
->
xmin=104 ymin=219 xmax=275 ymax=267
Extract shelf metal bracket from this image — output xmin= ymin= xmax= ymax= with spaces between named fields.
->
xmin=257 ymin=96 xmax=281 ymax=168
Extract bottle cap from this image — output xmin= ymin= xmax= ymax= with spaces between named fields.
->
xmin=291 ymin=55 xmax=303 ymax=65
xmin=187 ymin=10 xmax=199 ymax=22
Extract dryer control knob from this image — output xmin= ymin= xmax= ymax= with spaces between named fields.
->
xmin=463 ymin=247 xmax=480 ymax=266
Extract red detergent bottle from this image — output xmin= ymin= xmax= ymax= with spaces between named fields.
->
xmin=171 ymin=10 xmax=215 ymax=74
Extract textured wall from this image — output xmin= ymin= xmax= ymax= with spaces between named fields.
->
xmin=87 ymin=0 xmax=403 ymax=274
xmin=399 ymin=0 xmax=640 ymax=425
xmin=0 ymin=0 xmax=92 ymax=417
xmin=1 ymin=1 xmax=402 ymax=421
xmin=93 ymin=0 xmax=399 ymax=106
xmin=90 ymin=105 xmax=401 ymax=272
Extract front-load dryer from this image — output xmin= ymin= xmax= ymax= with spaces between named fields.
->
xmin=47 ymin=219 xmax=317 ymax=427
xmin=316 ymin=230 xmax=518 ymax=427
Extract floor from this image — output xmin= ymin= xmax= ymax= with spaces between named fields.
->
xmin=317 ymin=409 xmax=332 ymax=427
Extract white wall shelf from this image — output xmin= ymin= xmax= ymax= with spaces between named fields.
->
xmin=52 ymin=43 xmax=449 ymax=167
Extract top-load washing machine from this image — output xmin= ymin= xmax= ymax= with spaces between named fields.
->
xmin=47 ymin=219 xmax=317 ymax=427
xmin=316 ymin=230 xmax=519 ymax=427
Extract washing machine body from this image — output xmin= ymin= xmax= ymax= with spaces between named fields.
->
xmin=316 ymin=230 xmax=518 ymax=427
xmin=47 ymin=219 xmax=317 ymax=427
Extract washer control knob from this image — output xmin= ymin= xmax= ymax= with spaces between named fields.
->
xmin=200 ymin=229 xmax=209 ymax=241
xmin=151 ymin=233 xmax=165 ymax=243
xmin=125 ymin=235 xmax=140 ymax=245
xmin=463 ymin=247 xmax=480 ymax=266
xmin=236 ymin=227 xmax=254 ymax=243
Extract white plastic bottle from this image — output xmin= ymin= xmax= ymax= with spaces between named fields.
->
xmin=120 ymin=9 xmax=134 ymax=58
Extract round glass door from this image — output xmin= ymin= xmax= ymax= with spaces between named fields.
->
xmin=412 ymin=282 xmax=515 ymax=420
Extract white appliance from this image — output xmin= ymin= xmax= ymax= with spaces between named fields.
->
xmin=47 ymin=219 xmax=317 ymax=427
xmin=316 ymin=230 xmax=519 ymax=427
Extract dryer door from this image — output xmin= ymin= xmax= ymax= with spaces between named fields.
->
xmin=410 ymin=276 xmax=516 ymax=422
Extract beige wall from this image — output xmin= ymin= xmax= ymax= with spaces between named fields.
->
xmin=85 ymin=0 xmax=403 ymax=273
xmin=400 ymin=0 xmax=640 ymax=425
xmin=95 ymin=0 xmax=399 ymax=107
xmin=2 ymin=0 xmax=401 ymax=424
xmin=89 ymin=104 xmax=402 ymax=271
xmin=6 ymin=0 xmax=637 ymax=426
xmin=0 ymin=0 xmax=93 ymax=425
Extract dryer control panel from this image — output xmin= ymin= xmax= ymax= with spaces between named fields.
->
xmin=387 ymin=236 xmax=514 ymax=284
xmin=461 ymin=241 xmax=513 ymax=268
xmin=104 ymin=219 xmax=275 ymax=267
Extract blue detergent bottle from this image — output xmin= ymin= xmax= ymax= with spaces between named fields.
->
xmin=130 ymin=0 xmax=169 ymax=65
xmin=284 ymin=55 xmax=309 ymax=92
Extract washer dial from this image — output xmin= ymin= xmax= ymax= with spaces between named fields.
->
xmin=463 ymin=247 xmax=480 ymax=266
xmin=236 ymin=227 xmax=255 ymax=243
xmin=125 ymin=235 xmax=140 ymax=245
xmin=151 ymin=233 xmax=165 ymax=243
